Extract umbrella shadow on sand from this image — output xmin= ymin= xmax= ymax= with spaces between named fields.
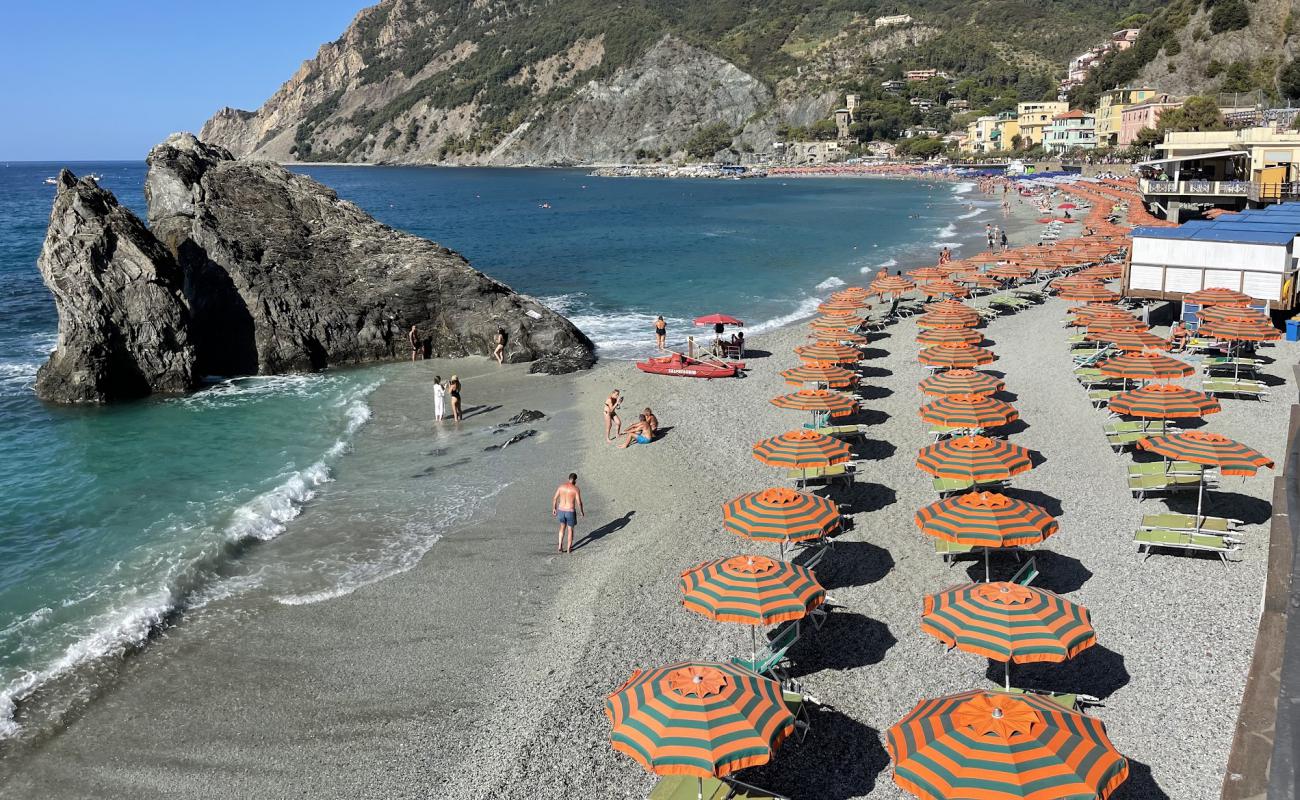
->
xmin=743 ymin=711 xmax=889 ymax=800
xmin=855 ymin=365 xmax=892 ymax=379
xmin=832 ymin=482 xmax=897 ymax=514
xmin=1113 ymin=759 xmax=1172 ymax=800
xmin=852 ymin=438 xmax=896 ymax=461
xmin=845 ymin=408 xmax=889 ymax=427
xmin=785 ymin=614 xmax=896 ymax=678
xmin=1164 ymin=489 xmax=1273 ymax=526
xmin=797 ymin=541 xmax=893 ymax=590
xmin=1003 ymin=487 xmax=1065 ymax=518
xmin=853 ymin=384 xmax=894 ymax=401
xmin=983 ymin=642 xmax=1130 ymax=700
xmin=856 ymin=347 xmax=889 ymax=361
xmin=961 ymin=549 xmax=1092 ymax=594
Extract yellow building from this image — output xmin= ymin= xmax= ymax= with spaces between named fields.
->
xmin=1016 ymin=101 xmax=1068 ymax=147
xmin=995 ymin=114 xmax=1021 ymax=150
xmin=1096 ymin=88 xmax=1156 ymax=146
xmin=964 ymin=115 xmax=1000 ymax=153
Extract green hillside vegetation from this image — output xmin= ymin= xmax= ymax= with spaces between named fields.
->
xmin=291 ymin=0 xmax=1165 ymax=161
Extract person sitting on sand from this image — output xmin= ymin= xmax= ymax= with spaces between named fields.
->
xmin=1171 ymin=321 xmax=1190 ymax=352
xmin=641 ymin=408 xmax=659 ymax=437
xmin=619 ymin=414 xmax=654 ymax=448
xmin=603 ymin=390 xmax=623 ymax=442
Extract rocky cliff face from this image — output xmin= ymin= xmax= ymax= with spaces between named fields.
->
xmin=36 ymin=172 xmax=197 ymax=403
xmin=35 ymin=134 xmax=594 ymax=403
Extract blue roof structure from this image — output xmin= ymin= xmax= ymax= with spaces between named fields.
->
xmin=1133 ymin=203 xmax=1300 ymax=245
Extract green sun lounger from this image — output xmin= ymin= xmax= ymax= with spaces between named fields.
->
xmin=1128 ymin=471 xmax=1205 ymax=498
xmin=783 ymin=690 xmax=814 ymax=743
xmin=1109 ymin=431 xmax=1162 ymax=453
xmin=809 ymin=424 xmax=866 ymax=443
xmin=1127 ymin=460 xmax=1202 ymax=476
xmin=650 ymin=776 xmax=789 ymax=800
xmin=932 ymin=477 xmax=1009 ymax=496
xmin=1074 ymin=367 xmax=1102 ymax=383
xmin=1089 ymin=389 xmax=1121 ymax=407
xmin=1106 ymin=420 xmax=1169 ymax=435
xmin=935 ymin=539 xmax=975 ymax=565
xmin=1009 ymin=556 xmax=1038 ymax=587
xmin=998 ymin=687 xmax=1083 ymax=712
xmin=786 ymin=463 xmax=852 ymax=489
xmin=1202 ymin=379 xmax=1269 ymax=400
xmin=1135 ymin=527 xmax=1242 ymax=564
xmin=1139 ymin=513 xmax=1241 ymax=533
xmin=929 ymin=424 xmax=970 ymax=441
xmin=730 ymin=621 xmax=800 ymax=680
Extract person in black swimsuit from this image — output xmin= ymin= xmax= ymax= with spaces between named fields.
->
xmin=654 ymin=316 xmax=666 ymax=350
xmin=448 ymin=375 xmax=463 ymax=422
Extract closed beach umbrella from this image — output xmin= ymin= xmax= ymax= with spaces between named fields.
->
xmin=916 ymin=326 xmax=984 ymax=346
xmin=915 ymin=491 xmax=1057 ymax=579
xmin=681 ymin=555 xmax=824 ymax=627
xmin=1097 ymin=352 xmax=1194 ymax=382
xmin=922 ymin=582 xmax=1096 ymax=687
xmin=694 ymin=313 xmax=745 ymax=327
xmin=770 ymin=389 xmax=858 ymax=422
xmin=1137 ymin=431 xmax=1274 ymax=527
xmin=1185 ymin=287 xmax=1253 ymax=306
xmin=780 ymin=363 xmax=857 ymax=388
xmin=871 ymin=275 xmax=916 ymax=295
xmin=919 ymin=393 xmax=1018 ymax=431
xmin=918 ymin=343 xmax=996 ymax=369
xmin=606 ymin=661 xmax=795 ymax=786
xmin=916 ymin=435 xmax=1034 ymax=483
xmin=1108 ymin=383 xmax=1220 ymax=423
xmin=794 ymin=343 xmax=860 ymax=365
xmin=723 ymin=487 xmax=840 ymax=549
xmin=919 ymin=369 xmax=1004 ymax=397
xmin=1057 ymin=284 xmax=1120 ymax=303
xmin=752 ymin=430 xmax=852 ymax=469
xmin=916 ymin=312 xmax=980 ymax=329
xmin=1086 ymin=329 xmax=1170 ymax=351
xmin=886 ymin=690 xmax=1129 ymax=800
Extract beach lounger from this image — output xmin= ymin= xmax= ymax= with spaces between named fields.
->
xmin=808 ymin=424 xmax=866 ymax=444
xmin=1128 ymin=471 xmax=1211 ymax=499
xmin=1202 ymin=378 xmax=1268 ymax=400
xmin=934 ymin=538 xmax=974 ymax=565
xmin=730 ymin=620 xmax=800 ymax=680
xmin=650 ymin=776 xmax=789 ymax=800
xmin=932 ymin=477 xmax=1009 ymax=496
xmin=783 ymin=689 xmax=815 ymax=743
xmin=1127 ymin=461 xmax=1202 ymax=476
xmin=1105 ymin=420 xmax=1170 ymax=435
xmin=928 ymin=424 xmax=969 ymax=442
xmin=1073 ymin=348 xmax=1110 ymax=367
xmin=998 ymin=687 xmax=1096 ymax=713
xmin=1088 ymin=389 xmax=1121 ymax=408
xmin=1013 ymin=289 xmax=1045 ymax=302
xmin=1108 ymin=430 xmax=1164 ymax=453
xmin=785 ymin=463 xmax=853 ymax=489
xmin=1139 ymin=512 xmax=1242 ymax=533
xmin=1010 ymin=556 xmax=1038 ymax=587
xmin=1134 ymin=527 xmax=1242 ymax=565
xmin=1202 ymin=356 xmax=1259 ymax=374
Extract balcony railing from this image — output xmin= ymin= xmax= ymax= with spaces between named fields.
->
xmin=1139 ymin=178 xmax=1252 ymax=196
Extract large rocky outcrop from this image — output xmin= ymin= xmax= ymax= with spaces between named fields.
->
xmin=145 ymin=132 xmax=593 ymax=376
xmin=35 ymin=134 xmax=594 ymax=403
xmin=35 ymin=171 xmax=197 ymax=403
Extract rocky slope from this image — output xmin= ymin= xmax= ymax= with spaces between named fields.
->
xmin=34 ymin=134 xmax=594 ymax=403
xmin=200 ymin=0 xmax=1156 ymax=166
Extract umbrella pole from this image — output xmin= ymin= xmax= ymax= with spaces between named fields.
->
xmin=1196 ymin=479 xmax=1205 ymax=532
xmin=1005 ymin=660 xmax=1011 ymax=690
xmin=698 ymin=777 xmax=704 ymax=800
xmin=984 ymin=549 xmax=991 ymax=582
xmin=750 ymin=626 xmax=758 ymax=664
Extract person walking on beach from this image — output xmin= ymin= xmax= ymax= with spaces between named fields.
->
xmin=493 ymin=327 xmax=507 ymax=365
xmin=1000 ymin=229 xmax=1009 ymax=250
xmin=448 ymin=375 xmax=463 ymax=422
xmin=654 ymin=316 xmax=667 ymax=350
xmin=408 ymin=325 xmax=421 ymax=361
xmin=433 ymin=375 xmax=447 ymax=422
xmin=603 ymin=389 xmax=623 ymax=442
xmin=552 ymin=473 xmax=585 ymax=553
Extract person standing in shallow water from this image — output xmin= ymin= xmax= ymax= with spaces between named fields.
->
xmin=448 ymin=375 xmax=462 ymax=422
xmin=552 ymin=473 xmax=585 ymax=553
xmin=432 ymin=375 xmax=446 ymax=422
xmin=654 ymin=316 xmax=666 ymax=350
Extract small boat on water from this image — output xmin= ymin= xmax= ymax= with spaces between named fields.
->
xmin=636 ymin=352 xmax=744 ymax=379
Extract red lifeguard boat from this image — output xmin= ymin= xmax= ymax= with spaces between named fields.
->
xmin=636 ymin=352 xmax=744 ymax=378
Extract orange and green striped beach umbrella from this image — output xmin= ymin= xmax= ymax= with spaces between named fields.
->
xmin=752 ymin=430 xmax=852 ymax=469
xmin=1057 ymin=284 xmax=1120 ymax=303
xmin=910 ymin=266 xmax=950 ymax=280
xmin=1084 ymin=318 xmax=1146 ymax=334
xmin=919 ymin=343 xmax=995 ymax=369
xmin=794 ymin=342 xmax=860 ymax=365
xmin=920 ymin=280 xmax=970 ymax=298
xmin=810 ymin=314 xmax=864 ymax=329
xmin=818 ymin=298 xmax=867 ymax=313
xmin=780 ymin=363 xmax=857 ymax=388
xmin=886 ymin=690 xmax=1129 ymax=800
xmin=1185 ymin=287 xmax=1253 ymax=305
xmin=1196 ymin=304 xmax=1263 ymax=323
xmin=722 ymin=487 xmax=840 ymax=547
xmin=1097 ymin=351 xmax=1192 ymax=382
xmin=1085 ymin=329 xmax=1169 ymax=351
xmin=1107 ymin=383 xmax=1220 ymax=421
xmin=919 ymin=394 xmax=1018 ymax=430
xmin=917 ymin=326 xmax=984 ymax=346
xmin=770 ymin=389 xmax=858 ymax=418
xmin=922 ymin=582 xmax=1096 ymax=688
xmin=831 ymin=287 xmax=871 ymax=301
xmin=1199 ymin=318 xmax=1280 ymax=342
xmin=931 ymin=299 xmax=974 ymax=312
xmin=1137 ymin=431 xmax=1274 ymax=527
xmin=606 ymin=662 xmax=795 ymax=781
xmin=871 ymin=275 xmax=916 ymax=295
xmin=917 ymin=311 xmax=980 ymax=329
xmin=986 ymin=264 xmax=1031 ymax=279
xmin=920 ymin=369 xmax=1004 ymax=397
xmin=916 ymin=435 xmax=1034 ymax=483
xmin=915 ymin=491 xmax=1056 ymax=580
xmin=811 ymin=328 xmax=869 ymax=344
xmin=680 ymin=554 xmax=824 ymax=626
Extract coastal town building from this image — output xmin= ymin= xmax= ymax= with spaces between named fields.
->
xmin=905 ymin=69 xmax=938 ymax=82
xmin=1044 ymin=109 xmax=1097 ymax=153
xmin=965 ymin=115 xmax=1000 ymax=153
xmin=1016 ymin=101 xmax=1069 ymax=147
xmin=1096 ymin=88 xmax=1157 ymax=147
xmin=834 ymin=108 xmax=853 ymax=140
xmin=1119 ymin=95 xmax=1182 ymax=147
xmin=779 ymin=140 xmax=845 ymax=165
xmin=903 ymin=126 xmax=940 ymax=138
xmin=845 ymin=94 xmax=860 ymax=117
xmin=880 ymin=79 xmax=906 ymax=93
xmin=1138 ymin=127 xmax=1300 ymax=219
xmin=946 ymin=98 xmax=970 ymax=111
xmin=1058 ymin=29 xmax=1144 ymax=99
xmin=874 ymin=14 xmax=914 ymax=27
xmin=909 ymin=97 xmax=935 ymax=112
xmin=995 ymin=111 xmax=1020 ymax=150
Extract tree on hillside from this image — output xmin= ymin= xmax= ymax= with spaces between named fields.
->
xmin=1279 ymin=58 xmax=1300 ymax=103
xmin=1157 ymin=96 xmax=1226 ymax=133
xmin=1133 ymin=127 xmax=1162 ymax=148
xmin=1219 ymin=61 xmax=1256 ymax=93
xmin=685 ymin=123 xmax=735 ymax=159
xmin=1209 ymin=0 xmax=1250 ymax=33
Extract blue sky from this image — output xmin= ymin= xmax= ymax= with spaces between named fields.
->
xmin=0 ymin=1 xmax=367 ymax=161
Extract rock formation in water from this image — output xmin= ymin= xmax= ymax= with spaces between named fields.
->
xmin=35 ymin=134 xmax=594 ymax=403
xmin=35 ymin=171 xmax=197 ymax=403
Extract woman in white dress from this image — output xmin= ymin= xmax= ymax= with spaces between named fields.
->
xmin=432 ymin=375 xmax=446 ymax=421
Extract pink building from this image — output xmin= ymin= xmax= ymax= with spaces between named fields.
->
xmin=1119 ymin=96 xmax=1182 ymax=146
xmin=1111 ymin=29 xmax=1141 ymax=51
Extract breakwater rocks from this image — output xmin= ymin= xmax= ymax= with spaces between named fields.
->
xmin=35 ymin=133 xmax=594 ymax=403
xmin=590 ymin=164 xmax=767 ymax=179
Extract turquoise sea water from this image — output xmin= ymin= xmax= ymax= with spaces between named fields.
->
xmin=0 ymin=162 xmax=988 ymax=736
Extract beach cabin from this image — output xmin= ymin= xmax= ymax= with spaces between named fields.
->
xmin=1126 ymin=203 xmax=1300 ymax=310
